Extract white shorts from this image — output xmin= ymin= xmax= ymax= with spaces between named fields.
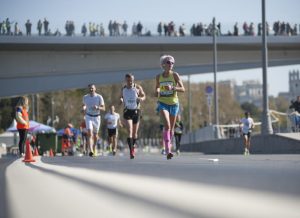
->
xmin=85 ymin=115 xmax=101 ymax=134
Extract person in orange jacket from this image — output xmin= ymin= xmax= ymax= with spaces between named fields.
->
xmin=62 ymin=123 xmax=73 ymax=156
xmin=15 ymin=96 xmax=30 ymax=156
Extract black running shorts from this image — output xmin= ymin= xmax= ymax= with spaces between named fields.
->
xmin=123 ymin=109 xmax=140 ymax=124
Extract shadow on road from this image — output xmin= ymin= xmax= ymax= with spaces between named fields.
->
xmin=0 ymin=155 xmax=17 ymax=218
xmin=36 ymin=154 xmax=300 ymax=198
xmin=25 ymin=161 xmax=207 ymax=218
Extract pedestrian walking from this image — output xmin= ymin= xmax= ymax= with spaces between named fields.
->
xmin=82 ymin=84 xmax=105 ymax=157
xmin=155 ymin=55 xmax=185 ymax=159
xmin=120 ymin=73 xmax=146 ymax=159
xmin=104 ymin=105 xmax=123 ymax=155
xmin=239 ymin=111 xmax=255 ymax=155
xmin=15 ymin=96 xmax=30 ymax=156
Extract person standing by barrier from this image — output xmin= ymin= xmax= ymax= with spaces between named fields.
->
xmin=289 ymin=96 xmax=300 ymax=131
xmin=174 ymin=114 xmax=184 ymax=155
xmin=239 ymin=111 xmax=255 ymax=155
xmin=120 ymin=73 xmax=146 ymax=159
xmin=156 ymin=55 xmax=185 ymax=160
xmin=104 ymin=105 xmax=123 ymax=155
xmin=82 ymin=84 xmax=105 ymax=157
xmin=15 ymin=96 xmax=30 ymax=156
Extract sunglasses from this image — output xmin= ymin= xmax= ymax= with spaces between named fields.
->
xmin=166 ymin=61 xmax=174 ymax=65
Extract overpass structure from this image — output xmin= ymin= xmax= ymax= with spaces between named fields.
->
xmin=0 ymin=35 xmax=300 ymax=97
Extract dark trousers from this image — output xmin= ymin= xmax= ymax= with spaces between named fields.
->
xmin=175 ymin=134 xmax=182 ymax=151
xmin=18 ymin=129 xmax=28 ymax=155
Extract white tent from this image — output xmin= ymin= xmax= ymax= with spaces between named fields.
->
xmin=6 ymin=119 xmax=56 ymax=133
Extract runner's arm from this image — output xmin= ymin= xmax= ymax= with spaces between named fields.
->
xmin=173 ymin=72 xmax=185 ymax=92
xmin=155 ymin=74 xmax=160 ymax=97
xmin=118 ymin=115 xmax=123 ymax=128
xmin=98 ymin=103 xmax=105 ymax=112
xmin=119 ymin=88 xmax=124 ymax=104
xmin=137 ymin=85 xmax=146 ymax=101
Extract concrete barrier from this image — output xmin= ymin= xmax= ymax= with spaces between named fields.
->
xmin=0 ymin=143 xmax=7 ymax=158
xmin=181 ymin=134 xmax=300 ymax=154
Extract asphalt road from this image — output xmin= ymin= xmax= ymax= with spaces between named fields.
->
xmin=2 ymin=152 xmax=300 ymax=218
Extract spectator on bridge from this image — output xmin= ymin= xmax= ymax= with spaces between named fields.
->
xmin=25 ymin=19 xmax=32 ymax=36
xmin=249 ymin=22 xmax=255 ymax=36
xmin=243 ymin=22 xmax=249 ymax=35
xmin=15 ymin=96 xmax=30 ymax=157
xmin=43 ymin=18 xmax=49 ymax=35
xmin=157 ymin=22 xmax=163 ymax=36
xmin=37 ymin=19 xmax=43 ymax=36
xmin=217 ymin=22 xmax=221 ymax=35
xmin=239 ymin=112 xmax=255 ymax=155
xmin=179 ymin=23 xmax=186 ymax=36
xmin=5 ymin=18 xmax=12 ymax=35
xmin=108 ymin=20 xmax=113 ymax=36
xmin=81 ymin=23 xmax=87 ymax=36
xmin=122 ymin=21 xmax=128 ymax=36
xmin=99 ymin=23 xmax=105 ymax=36
xmin=167 ymin=21 xmax=175 ymax=36
xmin=14 ymin=22 xmax=21 ymax=36
xmin=136 ymin=21 xmax=143 ymax=36
xmin=233 ymin=22 xmax=239 ymax=36
xmin=65 ymin=20 xmax=75 ymax=36
xmin=257 ymin=23 xmax=262 ymax=36
xmin=132 ymin=22 xmax=137 ymax=36
xmin=292 ymin=24 xmax=297 ymax=35
xmin=163 ymin=23 xmax=168 ymax=36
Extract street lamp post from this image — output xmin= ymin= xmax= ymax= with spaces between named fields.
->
xmin=261 ymin=0 xmax=273 ymax=134
xmin=213 ymin=17 xmax=219 ymax=126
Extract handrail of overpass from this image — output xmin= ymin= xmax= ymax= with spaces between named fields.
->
xmin=0 ymin=35 xmax=300 ymax=51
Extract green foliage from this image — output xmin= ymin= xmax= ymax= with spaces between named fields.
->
xmin=0 ymin=79 xmax=291 ymax=135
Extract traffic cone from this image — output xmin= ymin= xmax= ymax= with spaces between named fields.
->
xmin=49 ymin=148 xmax=54 ymax=157
xmin=33 ymin=147 xmax=39 ymax=156
xmin=23 ymin=142 xmax=36 ymax=162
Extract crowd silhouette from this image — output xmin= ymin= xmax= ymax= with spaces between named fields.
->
xmin=0 ymin=17 xmax=298 ymax=37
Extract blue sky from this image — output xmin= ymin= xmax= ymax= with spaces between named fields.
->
xmin=1 ymin=0 xmax=299 ymax=96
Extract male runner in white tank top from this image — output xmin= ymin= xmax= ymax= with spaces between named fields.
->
xmin=120 ymin=73 xmax=146 ymax=159
xmin=82 ymin=84 xmax=105 ymax=157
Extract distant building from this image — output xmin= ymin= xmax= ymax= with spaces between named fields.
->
xmin=219 ymin=80 xmax=236 ymax=97
xmin=234 ymin=80 xmax=263 ymax=108
xmin=278 ymin=70 xmax=300 ymax=101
